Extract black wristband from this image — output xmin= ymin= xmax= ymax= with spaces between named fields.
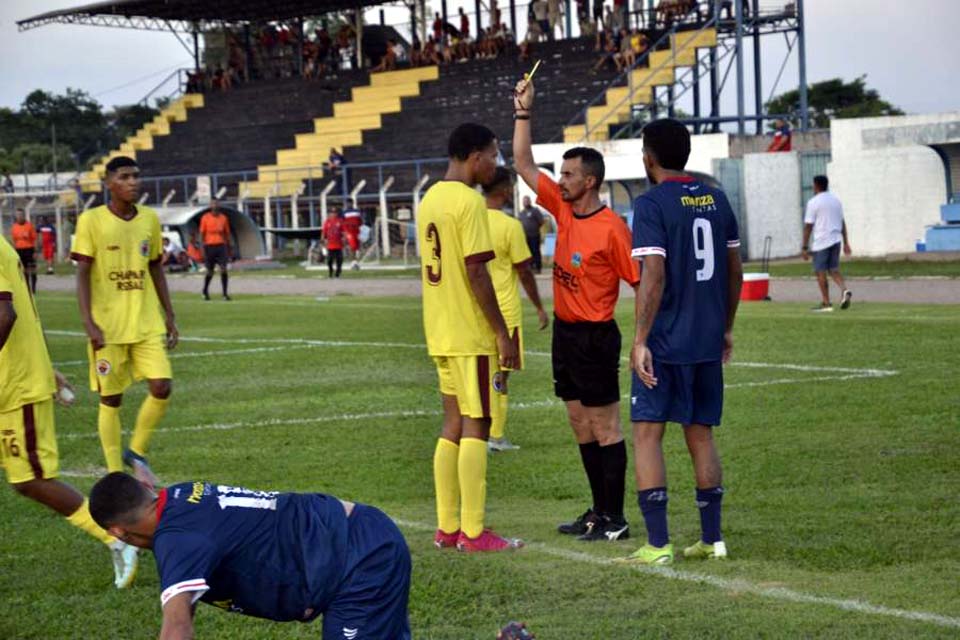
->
xmin=514 ymin=113 xmax=530 ymax=120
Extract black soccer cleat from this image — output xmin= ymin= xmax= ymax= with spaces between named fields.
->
xmin=576 ymin=515 xmax=630 ymax=542
xmin=557 ymin=508 xmax=599 ymax=536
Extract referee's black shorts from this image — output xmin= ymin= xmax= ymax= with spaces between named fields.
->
xmin=16 ymin=248 xmax=36 ymax=269
xmin=203 ymin=244 xmax=228 ymax=270
xmin=552 ymin=316 xmax=622 ymax=407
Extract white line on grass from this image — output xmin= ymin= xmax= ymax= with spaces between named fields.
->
xmin=46 ymin=330 xmax=899 ymax=378
xmin=393 ymin=518 xmax=960 ymax=630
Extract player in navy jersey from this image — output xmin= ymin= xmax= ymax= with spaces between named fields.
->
xmin=620 ymin=119 xmax=744 ymax=566
xmin=89 ymin=473 xmax=411 ymax=639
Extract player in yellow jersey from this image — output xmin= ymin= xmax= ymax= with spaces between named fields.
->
xmin=482 ymin=167 xmax=549 ymax=452
xmin=71 ymin=157 xmax=178 ymax=488
xmin=419 ymin=123 xmax=521 ymax=553
xmin=0 ymin=235 xmax=139 ymax=588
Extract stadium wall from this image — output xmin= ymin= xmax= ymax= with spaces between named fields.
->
xmin=742 ymin=152 xmax=803 ymax=261
xmin=828 ymin=113 xmax=960 ymax=256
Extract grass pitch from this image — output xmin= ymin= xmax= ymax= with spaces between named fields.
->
xmin=1 ymin=291 xmax=958 ymax=639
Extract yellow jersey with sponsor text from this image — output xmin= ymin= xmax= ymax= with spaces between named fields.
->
xmin=71 ymin=205 xmax=165 ymax=344
xmin=0 ymin=236 xmax=55 ymax=412
xmin=418 ymin=181 xmax=497 ymax=356
xmin=487 ymin=209 xmax=532 ymax=328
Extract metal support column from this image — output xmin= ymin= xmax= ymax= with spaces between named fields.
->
xmin=709 ymin=0 xmax=720 ymax=132
xmin=667 ymin=85 xmax=675 ymax=119
xmin=692 ymin=56 xmax=701 ymax=134
xmin=192 ymin=27 xmax=200 ymax=70
xmin=297 ymin=18 xmax=304 ymax=76
xmin=411 ymin=1 xmax=417 ymax=44
xmin=797 ymin=0 xmax=809 ymax=131
xmin=509 ymin=0 xmax=517 ymax=36
xmin=752 ymin=0 xmax=762 ymax=133
xmin=565 ymin=0 xmax=572 ymax=38
xmin=735 ymin=0 xmax=745 ymax=134
xmin=475 ymin=0 xmax=481 ymax=39
xmin=442 ymin=0 xmax=449 ymax=38
xmin=355 ymin=7 xmax=363 ymax=69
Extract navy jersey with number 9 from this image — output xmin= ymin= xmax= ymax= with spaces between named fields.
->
xmin=631 ymin=177 xmax=740 ymax=364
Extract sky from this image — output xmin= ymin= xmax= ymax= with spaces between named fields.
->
xmin=1 ymin=0 xmax=958 ymax=124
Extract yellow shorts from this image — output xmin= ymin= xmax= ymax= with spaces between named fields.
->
xmin=0 ymin=398 xmax=59 ymax=483
xmin=88 ymin=336 xmax=172 ymax=396
xmin=433 ymin=354 xmax=504 ymax=419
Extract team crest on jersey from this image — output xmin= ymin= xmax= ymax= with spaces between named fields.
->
xmin=571 ymin=251 xmax=583 ymax=269
xmin=139 ymin=239 xmax=150 ymax=257
xmin=96 ymin=359 xmax=112 ymax=375
xmin=492 ymin=371 xmax=507 ymax=394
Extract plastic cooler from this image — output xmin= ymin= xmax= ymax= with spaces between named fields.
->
xmin=741 ymin=272 xmax=770 ymax=301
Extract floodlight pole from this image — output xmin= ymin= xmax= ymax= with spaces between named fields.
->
xmin=797 ymin=0 xmax=809 ymax=131
xmin=379 ymin=176 xmax=395 ymax=257
xmin=412 ymin=173 xmax=430 ymax=257
xmin=320 ymin=179 xmax=337 ymax=225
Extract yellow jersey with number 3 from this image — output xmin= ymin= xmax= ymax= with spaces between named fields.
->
xmin=418 ymin=181 xmax=497 ymax=356
xmin=71 ymin=205 xmax=165 ymax=344
xmin=487 ymin=209 xmax=532 ymax=328
xmin=0 ymin=237 xmax=55 ymax=413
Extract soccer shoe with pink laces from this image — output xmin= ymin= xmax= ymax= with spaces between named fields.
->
xmin=434 ymin=529 xmax=460 ymax=549
xmin=456 ymin=529 xmax=524 ymax=552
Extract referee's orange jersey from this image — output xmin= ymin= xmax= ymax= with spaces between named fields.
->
xmin=537 ymin=173 xmax=639 ymax=323
xmin=11 ymin=221 xmax=37 ymax=250
xmin=199 ymin=212 xmax=231 ymax=246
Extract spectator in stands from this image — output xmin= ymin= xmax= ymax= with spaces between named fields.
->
xmin=423 ymin=36 xmax=441 ymax=65
xmin=592 ymin=30 xmax=621 ymax=73
xmin=577 ymin=0 xmax=594 ymax=36
xmin=533 ymin=0 xmax=550 ymax=41
xmin=519 ymin=32 xmax=534 ymax=61
xmin=618 ymin=28 xmax=648 ymax=69
xmin=491 ymin=0 xmax=502 ymax=29
xmin=2 ymin=171 xmax=13 ymax=193
xmin=410 ymin=36 xmax=423 ymax=66
xmin=613 ymin=0 xmax=628 ymax=29
xmin=767 ymin=119 xmax=793 ymax=152
xmin=433 ymin=12 xmax=444 ymax=41
xmin=518 ymin=196 xmax=547 ymax=274
xmin=372 ymin=40 xmax=398 ymax=72
xmin=548 ymin=0 xmax=563 ymax=40
xmin=459 ymin=7 xmax=470 ymax=38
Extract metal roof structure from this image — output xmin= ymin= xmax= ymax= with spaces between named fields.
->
xmin=17 ymin=0 xmax=393 ymax=33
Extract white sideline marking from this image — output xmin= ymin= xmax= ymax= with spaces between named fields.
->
xmin=392 ymin=518 xmax=960 ymax=630
xmin=46 ymin=330 xmax=899 ymax=379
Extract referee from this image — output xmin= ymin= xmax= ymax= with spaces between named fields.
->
xmin=199 ymin=199 xmax=232 ymax=301
xmin=512 ymin=77 xmax=640 ymax=541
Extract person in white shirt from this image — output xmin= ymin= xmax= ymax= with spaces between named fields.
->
xmin=801 ymin=175 xmax=852 ymax=312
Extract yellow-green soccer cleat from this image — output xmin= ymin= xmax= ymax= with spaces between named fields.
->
xmin=616 ymin=543 xmax=674 ymax=565
xmin=683 ymin=540 xmax=728 ymax=560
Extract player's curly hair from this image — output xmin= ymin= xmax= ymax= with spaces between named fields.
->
xmin=641 ymin=118 xmax=691 ymax=171
xmin=89 ymin=472 xmax=154 ymax=529
xmin=448 ymin=123 xmax=497 ymax=161
xmin=482 ymin=166 xmax=514 ymax=194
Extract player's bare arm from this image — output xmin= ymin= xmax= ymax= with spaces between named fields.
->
xmin=148 ymin=260 xmax=179 ymax=349
xmin=723 ymin=248 xmax=744 ymax=364
xmin=511 ymin=77 xmax=541 ymax=192
xmin=158 ymin=592 xmax=195 ymax=640
xmin=0 ymin=299 xmax=16 ymax=349
xmin=76 ymin=259 xmax=105 ymax=350
xmin=841 ymin=221 xmax=852 ymax=255
xmin=801 ymin=223 xmax=813 ymax=260
xmin=466 ymin=261 xmax=519 ymax=369
xmin=632 ymin=255 xmax=665 ymax=388
xmin=515 ymin=262 xmax=549 ymax=329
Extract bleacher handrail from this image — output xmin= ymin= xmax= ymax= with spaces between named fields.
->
xmin=572 ymin=11 xmax=720 ymax=142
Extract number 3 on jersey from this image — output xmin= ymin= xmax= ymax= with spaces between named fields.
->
xmin=425 ymin=222 xmax=442 ymax=285
xmin=692 ymin=218 xmax=714 ymax=282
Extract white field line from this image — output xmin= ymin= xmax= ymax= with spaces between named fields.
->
xmin=46 ymin=330 xmax=899 ymax=379
xmin=392 ymin=518 xmax=960 ymax=630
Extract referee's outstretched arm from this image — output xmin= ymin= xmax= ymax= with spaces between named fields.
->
xmin=512 ymin=78 xmax=541 ymax=193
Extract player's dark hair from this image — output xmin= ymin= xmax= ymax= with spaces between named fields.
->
xmin=89 ymin=472 xmax=153 ymax=529
xmin=562 ymin=147 xmax=605 ymax=187
xmin=642 ymin=119 xmax=691 ymax=171
xmin=448 ymin=123 xmax=497 ymax=160
xmin=813 ymin=175 xmax=829 ymax=190
xmin=105 ymin=156 xmax=138 ymax=174
xmin=482 ymin=166 xmax=514 ymax=194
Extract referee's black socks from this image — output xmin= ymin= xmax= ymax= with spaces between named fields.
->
xmin=599 ymin=441 xmax=627 ymax=521
xmin=578 ymin=441 xmax=605 ymax=515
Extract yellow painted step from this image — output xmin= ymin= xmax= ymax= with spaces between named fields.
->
xmin=334 ymin=97 xmax=402 ymax=117
xmin=351 ymin=83 xmax=422 ymax=101
xmin=671 ymin=28 xmax=717 ymax=52
xmin=630 ymin=65 xmax=675 ymax=88
xmin=313 ymin=113 xmax=382 ymax=133
xmin=256 ymin=166 xmax=327 ymax=182
xmin=237 ymin=179 xmax=305 ymax=199
xmin=293 ymin=131 xmax=364 ymax=150
xmin=274 ymin=149 xmax=331 ymax=166
xmin=181 ymin=93 xmax=205 ymax=108
xmin=564 ymin=125 xmax=586 ymax=143
xmin=369 ymin=66 xmax=438 ymax=86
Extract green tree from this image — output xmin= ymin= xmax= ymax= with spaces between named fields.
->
xmin=765 ymin=76 xmax=904 ymax=129
xmin=0 ymin=143 xmax=77 ymax=174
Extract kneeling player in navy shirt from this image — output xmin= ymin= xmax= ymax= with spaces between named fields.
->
xmin=90 ymin=472 xmax=411 ymax=639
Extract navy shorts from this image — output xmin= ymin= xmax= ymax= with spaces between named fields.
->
xmin=812 ymin=242 xmax=840 ymax=272
xmin=322 ymin=505 xmax=411 ymax=640
xmin=630 ymin=360 xmax=724 ymax=426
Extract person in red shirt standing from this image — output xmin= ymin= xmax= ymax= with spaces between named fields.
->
xmin=10 ymin=208 xmax=38 ymax=293
xmin=767 ymin=119 xmax=792 ymax=152
xmin=342 ymin=207 xmax=362 ymax=268
xmin=38 ymin=217 xmax=57 ymax=274
xmin=198 ymin=199 xmax=232 ymax=301
xmin=513 ymin=76 xmax=640 ymax=542
xmin=322 ymin=209 xmax=346 ymax=278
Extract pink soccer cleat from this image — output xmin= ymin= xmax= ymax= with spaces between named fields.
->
xmin=434 ymin=529 xmax=460 ymax=549
xmin=456 ymin=529 xmax=524 ymax=553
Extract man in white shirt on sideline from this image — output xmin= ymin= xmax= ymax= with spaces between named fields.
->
xmin=801 ymin=175 xmax=852 ymax=312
